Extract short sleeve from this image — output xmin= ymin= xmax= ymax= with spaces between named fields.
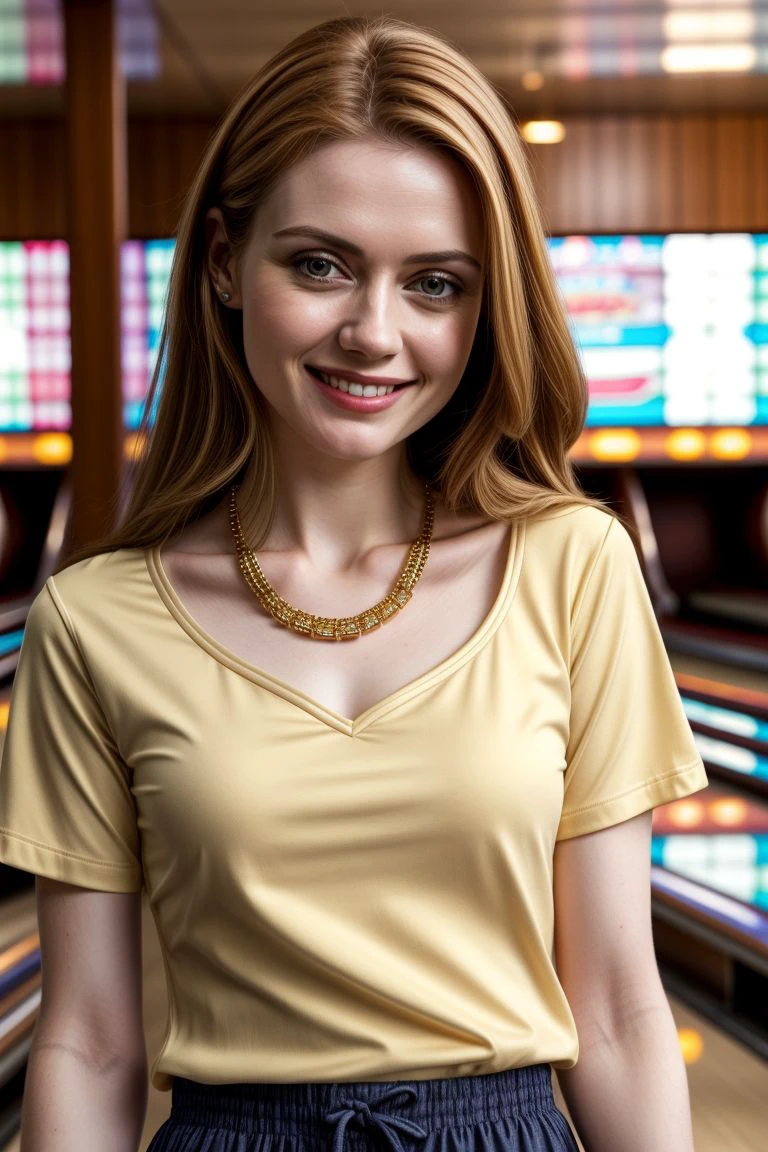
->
xmin=0 ymin=577 xmax=142 ymax=891
xmin=556 ymin=515 xmax=708 ymax=841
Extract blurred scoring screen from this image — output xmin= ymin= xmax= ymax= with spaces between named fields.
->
xmin=549 ymin=233 xmax=768 ymax=429
xmin=0 ymin=233 xmax=766 ymax=434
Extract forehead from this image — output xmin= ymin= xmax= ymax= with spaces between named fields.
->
xmin=253 ymin=136 xmax=484 ymax=255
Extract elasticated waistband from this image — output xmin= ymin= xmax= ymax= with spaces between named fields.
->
xmin=170 ymin=1064 xmax=555 ymax=1141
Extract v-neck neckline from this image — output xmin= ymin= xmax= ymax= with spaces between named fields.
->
xmin=143 ymin=520 xmax=524 ymax=738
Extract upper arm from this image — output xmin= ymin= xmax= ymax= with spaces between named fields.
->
xmin=553 ymin=810 xmax=665 ymax=1034
xmin=34 ymin=876 xmax=146 ymax=1065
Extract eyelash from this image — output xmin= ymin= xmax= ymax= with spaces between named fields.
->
xmin=292 ymin=253 xmax=464 ymax=306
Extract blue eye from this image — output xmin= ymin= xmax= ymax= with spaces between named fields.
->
xmin=293 ymin=255 xmax=464 ymax=306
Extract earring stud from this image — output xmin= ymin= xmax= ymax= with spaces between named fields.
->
xmin=218 ymin=289 xmax=231 ymax=303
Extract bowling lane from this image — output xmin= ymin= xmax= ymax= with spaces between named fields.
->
xmin=648 ymin=667 xmax=768 ymax=1062
xmin=653 ymin=781 xmax=768 ymax=915
xmin=675 ymin=669 xmax=768 ymax=797
xmin=0 ymin=886 xmax=39 ymax=1149
xmin=671 ymin=651 xmax=768 ymax=703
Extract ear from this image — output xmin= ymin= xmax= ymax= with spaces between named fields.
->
xmin=205 ymin=207 xmax=242 ymax=308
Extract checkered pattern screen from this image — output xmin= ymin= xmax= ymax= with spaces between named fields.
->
xmin=0 ymin=0 xmax=159 ymax=85
xmin=121 ymin=239 xmax=173 ymax=430
xmin=0 ymin=239 xmax=172 ymax=433
xmin=0 ymin=241 xmax=70 ymax=430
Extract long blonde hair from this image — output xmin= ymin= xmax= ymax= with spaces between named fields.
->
xmin=57 ymin=13 xmax=613 ymax=574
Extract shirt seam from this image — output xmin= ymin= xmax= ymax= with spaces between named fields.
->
xmin=0 ymin=826 xmax=139 ymax=871
xmin=44 ymin=576 xmax=123 ymax=757
xmin=569 ymin=514 xmax=617 ymax=644
xmin=568 ymin=513 xmax=621 ymax=681
xmin=559 ymin=755 xmax=705 ymax=820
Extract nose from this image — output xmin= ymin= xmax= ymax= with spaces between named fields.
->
xmin=337 ymin=279 xmax=404 ymax=361
xmin=322 ymin=1084 xmax=427 ymax=1152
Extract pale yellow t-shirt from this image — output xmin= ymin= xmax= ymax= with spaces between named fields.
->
xmin=0 ymin=504 xmax=708 ymax=1092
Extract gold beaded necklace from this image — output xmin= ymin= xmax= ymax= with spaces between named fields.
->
xmin=228 ymin=481 xmax=436 ymax=641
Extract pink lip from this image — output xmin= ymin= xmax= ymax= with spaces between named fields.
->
xmin=309 ymin=365 xmax=414 ymax=386
xmin=306 ymin=366 xmax=408 ymax=412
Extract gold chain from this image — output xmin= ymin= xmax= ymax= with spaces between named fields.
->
xmin=228 ymin=482 xmax=436 ymax=641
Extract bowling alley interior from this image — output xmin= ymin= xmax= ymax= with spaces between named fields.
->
xmin=1 ymin=1 xmax=768 ymax=1149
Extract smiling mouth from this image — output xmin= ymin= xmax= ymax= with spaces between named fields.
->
xmin=306 ymin=367 xmax=412 ymax=396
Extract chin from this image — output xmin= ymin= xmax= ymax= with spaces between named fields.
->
xmin=305 ymin=430 xmax=403 ymax=462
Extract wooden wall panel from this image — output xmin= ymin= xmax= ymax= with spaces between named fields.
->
xmin=0 ymin=121 xmax=65 ymax=238
xmin=552 ymin=117 xmax=594 ymax=234
xmin=128 ymin=119 xmax=213 ymax=237
xmin=2 ymin=113 xmax=768 ymax=239
xmin=714 ymin=115 xmax=749 ymax=231
xmin=678 ymin=116 xmax=714 ymax=230
xmin=624 ymin=116 xmax=653 ymax=233
xmin=525 ymin=131 xmax=558 ymax=236
xmin=654 ymin=116 xmax=679 ymax=233
xmin=754 ymin=117 xmax=768 ymax=233
xmin=593 ymin=117 xmax=625 ymax=232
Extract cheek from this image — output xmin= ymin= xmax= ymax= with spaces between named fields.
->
xmin=240 ymin=281 xmax=330 ymax=364
xmin=417 ymin=314 xmax=480 ymax=380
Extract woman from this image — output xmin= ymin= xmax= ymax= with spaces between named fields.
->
xmin=0 ymin=14 xmax=707 ymax=1152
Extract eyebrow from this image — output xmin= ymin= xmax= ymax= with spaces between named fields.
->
xmin=272 ymin=226 xmax=482 ymax=272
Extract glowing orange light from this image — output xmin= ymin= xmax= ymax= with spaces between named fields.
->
xmin=0 ymin=701 xmax=9 ymax=731
xmin=590 ymin=429 xmax=641 ymax=462
xmin=667 ymin=799 xmax=705 ymax=829
xmin=710 ymin=428 xmax=752 ymax=460
xmin=709 ymin=797 xmax=748 ymax=827
xmin=521 ymin=69 xmax=544 ymax=91
xmin=32 ymin=433 xmax=71 ymax=466
xmin=666 ymin=429 xmax=706 ymax=461
xmin=678 ymin=1028 xmax=704 ymax=1064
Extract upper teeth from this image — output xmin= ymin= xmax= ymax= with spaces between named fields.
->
xmin=316 ymin=371 xmax=396 ymax=397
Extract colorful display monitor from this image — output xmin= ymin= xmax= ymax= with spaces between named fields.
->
xmin=0 ymin=0 xmax=159 ymax=85
xmin=1 ymin=234 xmax=767 ymax=442
xmin=0 ymin=240 xmax=69 ymax=430
xmin=548 ymin=233 xmax=768 ymax=428
xmin=121 ymin=240 xmax=174 ymax=430
xmin=0 ymin=239 xmax=171 ymax=433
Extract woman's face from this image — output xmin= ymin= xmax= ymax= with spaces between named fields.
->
xmin=208 ymin=134 xmax=486 ymax=468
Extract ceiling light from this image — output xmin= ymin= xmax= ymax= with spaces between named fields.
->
xmin=520 ymin=120 xmax=566 ymax=144
xmin=521 ymin=69 xmax=544 ymax=91
xmin=664 ymin=11 xmax=756 ymax=40
xmin=661 ymin=43 xmax=756 ymax=71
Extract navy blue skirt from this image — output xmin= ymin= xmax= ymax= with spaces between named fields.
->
xmin=145 ymin=1064 xmax=580 ymax=1151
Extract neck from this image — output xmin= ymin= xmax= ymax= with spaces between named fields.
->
xmin=235 ymin=445 xmax=429 ymax=571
